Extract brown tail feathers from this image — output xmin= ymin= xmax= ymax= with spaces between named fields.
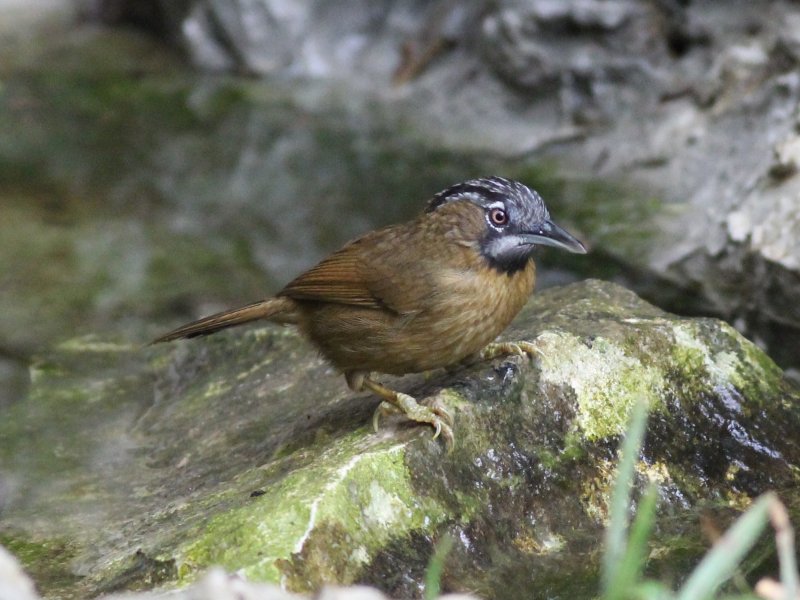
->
xmin=151 ymin=297 xmax=297 ymax=343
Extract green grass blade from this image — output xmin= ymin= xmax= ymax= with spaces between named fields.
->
xmin=603 ymin=397 xmax=650 ymax=595
xmin=425 ymin=534 xmax=454 ymax=600
xmin=677 ymin=493 xmax=774 ymax=600
xmin=632 ymin=580 xmax=677 ymax=600
xmin=612 ymin=482 xmax=659 ymax=595
xmin=772 ymin=498 xmax=799 ymax=600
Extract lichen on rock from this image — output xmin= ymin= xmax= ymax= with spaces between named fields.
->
xmin=1 ymin=280 xmax=798 ymax=599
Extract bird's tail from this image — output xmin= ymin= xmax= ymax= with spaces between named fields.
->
xmin=151 ymin=297 xmax=297 ymax=343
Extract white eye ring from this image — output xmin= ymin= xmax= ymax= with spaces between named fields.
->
xmin=489 ymin=207 xmax=508 ymax=226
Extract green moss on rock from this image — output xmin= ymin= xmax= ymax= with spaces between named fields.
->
xmin=2 ymin=280 xmax=798 ymax=599
xmin=535 ymin=331 xmax=665 ymax=440
xmin=179 ymin=436 xmax=448 ymax=589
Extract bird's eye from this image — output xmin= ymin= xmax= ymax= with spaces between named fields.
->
xmin=489 ymin=207 xmax=508 ymax=226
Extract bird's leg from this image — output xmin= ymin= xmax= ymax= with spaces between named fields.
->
xmin=345 ymin=371 xmax=454 ymax=447
xmin=480 ymin=340 xmax=542 ymax=361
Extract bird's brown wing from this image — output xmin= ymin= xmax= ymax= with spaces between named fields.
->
xmin=278 ymin=224 xmax=427 ymax=315
xmin=279 ymin=241 xmax=382 ymax=308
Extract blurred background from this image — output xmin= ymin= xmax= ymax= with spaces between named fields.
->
xmin=2 ymin=0 xmax=800 ymax=406
xmin=3 ymin=2 xmax=800 ymax=598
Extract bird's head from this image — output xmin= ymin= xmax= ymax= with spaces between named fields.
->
xmin=426 ymin=176 xmax=587 ymax=274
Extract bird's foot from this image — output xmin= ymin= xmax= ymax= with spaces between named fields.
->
xmin=350 ymin=373 xmax=454 ymax=448
xmin=371 ymin=391 xmax=454 ymax=449
xmin=481 ymin=340 xmax=541 ymax=361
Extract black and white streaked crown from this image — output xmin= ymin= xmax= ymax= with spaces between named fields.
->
xmin=425 ymin=176 xmax=550 ymax=224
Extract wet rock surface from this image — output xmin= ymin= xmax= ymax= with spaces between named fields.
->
xmin=1 ymin=280 xmax=798 ymax=598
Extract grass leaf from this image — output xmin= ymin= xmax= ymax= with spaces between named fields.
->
xmin=677 ymin=493 xmax=775 ymax=600
xmin=602 ymin=397 xmax=650 ymax=596
xmin=425 ymin=534 xmax=454 ymax=600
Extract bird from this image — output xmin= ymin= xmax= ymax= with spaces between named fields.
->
xmin=152 ymin=176 xmax=587 ymax=446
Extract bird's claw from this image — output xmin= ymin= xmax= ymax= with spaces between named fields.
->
xmin=481 ymin=340 xmax=541 ymax=361
xmin=372 ymin=392 xmax=454 ymax=449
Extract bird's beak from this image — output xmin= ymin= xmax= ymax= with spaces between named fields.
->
xmin=519 ymin=220 xmax=587 ymax=254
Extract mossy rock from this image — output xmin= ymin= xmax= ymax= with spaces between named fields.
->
xmin=1 ymin=280 xmax=798 ymax=599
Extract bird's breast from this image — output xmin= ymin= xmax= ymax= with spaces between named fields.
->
xmin=414 ymin=260 xmax=536 ymax=363
xmin=297 ymin=250 xmax=536 ymax=376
